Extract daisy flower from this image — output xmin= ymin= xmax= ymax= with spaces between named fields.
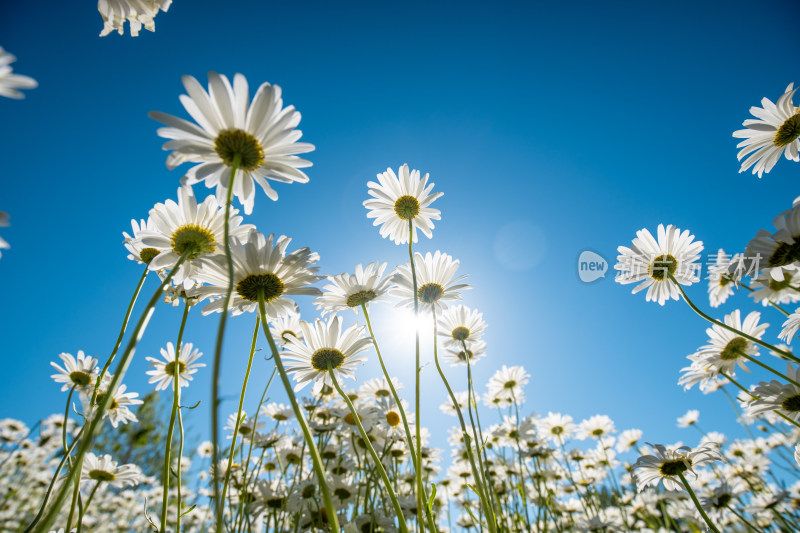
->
xmin=779 ymin=309 xmax=800 ymax=344
xmin=538 ymin=412 xmax=576 ymax=443
xmin=696 ymin=309 xmax=768 ymax=375
xmin=442 ymin=339 xmax=487 ymax=367
xmin=748 ymin=271 xmax=800 ymax=307
xmin=0 ymin=48 xmax=37 ymax=99
xmin=744 ymin=203 xmax=800 ymax=281
xmin=615 ymin=224 xmax=703 ymax=305
xmin=440 ymin=391 xmax=469 ymax=416
xmin=632 ymin=442 xmax=723 ymax=492
xmin=50 ymin=351 xmax=99 ymax=392
xmin=576 ymin=415 xmax=616 ymax=440
xmin=677 ymin=409 xmax=700 ymax=428
xmin=486 ymin=365 xmax=529 ymax=402
xmin=359 ymin=376 xmax=403 ymax=400
xmin=707 ymin=249 xmax=737 ymax=308
xmin=363 ymin=163 xmax=443 ymax=245
xmin=149 ymin=72 xmax=314 ymax=215
xmin=376 ymin=398 xmax=412 ymax=438
xmin=224 ymin=411 xmax=264 ymax=440
xmin=197 ymin=440 xmax=214 ymax=458
xmin=616 ymin=429 xmax=643 ymax=453
xmin=122 ymin=218 xmax=161 ymax=265
xmin=281 ymin=315 xmax=372 ymax=391
xmin=145 ymin=341 xmax=204 ymax=391
xmin=436 ymin=304 xmax=486 ymax=347
xmin=269 ymin=312 xmax=304 ymax=347
xmin=314 ymin=262 xmax=394 ymax=315
xmin=138 ymin=186 xmax=254 ymax=288
xmin=81 ymin=452 xmax=142 ymax=488
xmin=82 ymin=377 xmax=143 ymax=428
xmin=189 ymin=229 xmax=321 ymax=317
xmin=733 ymin=83 xmax=800 ymax=178
xmin=391 ymin=251 xmax=471 ymax=313
xmin=746 ymin=363 xmax=800 ymax=423
xmin=98 ymin=0 xmax=171 ymax=37
xmin=260 ymin=403 xmax=293 ymax=423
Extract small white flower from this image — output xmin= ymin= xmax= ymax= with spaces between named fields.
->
xmin=82 ymin=452 xmax=142 ymax=488
xmin=145 ymin=342 xmax=204 ymax=391
xmin=0 ymin=48 xmax=37 ymax=99
xmin=779 ymin=309 xmax=800 ymax=344
xmin=676 ymin=409 xmax=700 ymax=428
xmin=50 ymin=351 xmax=99 ymax=392
xmin=98 ymin=0 xmax=172 ymax=37
xmin=632 ymin=442 xmax=722 ymax=492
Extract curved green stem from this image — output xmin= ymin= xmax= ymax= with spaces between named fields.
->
xmin=672 ymin=278 xmax=800 ymax=364
xmin=160 ymin=299 xmax=191 ymax=532
xmin=328 ymin=366 xmax=409 ymax=533
xmin=256 ymin=291 xmax=340 ymax=533
xmin=212 ymin=154 xmax=240 ymax=533
xmin=34 ymin=252 xmax=189 ymax=533
xmin=677 ymin=472 xmax=720 ymax=533
xmin=220 ymin=316 xmax=259 ymax=513
xmin=361 ymin=304 xmax=437 ymax=533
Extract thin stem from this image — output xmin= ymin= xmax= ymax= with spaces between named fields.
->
xmin=212 ymin=154 xmax=240 ymax=533
xmin=728 ymin=505 xmax=761 ymax=532
xmin=328 ymin=366 xmax=409 ymax=533
xmin=160 ymin=299 xmax=191 ymax=532
xmin=220 ymin=316 xmax=259 ymax=513
xmin=361 ymin=304 xmax=437 ymax=533
xmin=257 ymin=291 xmax=341 ymax=533
xmin=407 ymin=218 xmax=424 ymax=527
xmin=76 ymin=481 xmax=101 ymax=533
xmin=677 ymin=472 xmax=720 ymax=533
xmin=672 ymin=278 xmax=800 ymax=364
xmin=34 ymin=252 xmax=190 ymax=533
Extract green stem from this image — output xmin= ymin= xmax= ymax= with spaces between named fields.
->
xmin=328 ymin=366 xmax=409 ymax=533
xmin=727 ymin=505 xmax=761 ymax=532
xmin=160 ymin=299 xmax=191 ymax=532
xmin=212 ymin=154 xmax=240 ymax=533
xmin=220 ymin=316 xmax=259 ymax=513
xmin=256 ymin=291 xmax=340 ymax=533
xmin=431 ymin=308 xmax=497 ymax=533
xmin=34 ymin=252 xmax=190 ymax=533
xmin=76 ymin=481 xmax=101 ymax=533
xmin=407 ymin=219 xmax=424 ymax=527
xmin=672 ymin=278 xmax=800 ymax=364
xmin=677 ymin=472 xmax=720 ymax=533
xmin=361 ymin=304 xmax=437 ymax=533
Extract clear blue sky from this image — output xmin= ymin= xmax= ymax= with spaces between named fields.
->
xmin=1 ymin=0 xmax=799 ymax=463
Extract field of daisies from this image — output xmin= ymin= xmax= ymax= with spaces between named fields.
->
xmin=2 ymin=2 xmax=800 ymax=533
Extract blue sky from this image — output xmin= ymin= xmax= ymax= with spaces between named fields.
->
xmin=1 ymin=0 xmax=799 ymax=467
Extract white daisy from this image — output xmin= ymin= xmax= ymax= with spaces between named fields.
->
xmin=677 ymin=409 xmax=700 ymax=428
xmin=576 ymin=415 xmax=616 ymax=440
xmin=269 ymin=311 xmax=304 ymax=347
xmin=224 ymin=411 xmax=264 ymax=440
xmin=391 ymin=251 xmax=471 ymax=313
xmin=439 ymin=391 xmax=469 ymax=416
xmin=733 ymin=83 xmax=800 ymax=178
xmin=779 ymin=309 xmax=800 ymax=344
xmin=260 ymin=403 xmax=293 ymax=423
xmin=538 ymin=412 xmax=576 ymax=443
xmin=744 ymin=202 xmax=800 ymax=281
xmin=189 ymin=229 xmax=321 ymax=317
xmin=50 ymin=351 xmax=99 ymax=392
xmin=145 ymin=341 xmax=204 ymax=391
xmin=98 ymin=0 xmax=171 ymax=37
xmin=632 ymin=442 xmax=723 ymax=492
xmin=0 ymin=48 xmax=37 ymax=99
xmin=746 ymin=363 xmax=800 ymax=423
xmin=149 ymin=72 xmax=314 ymax=214
xmin=281 ymin=315 xmax=372 ymax=391
xmin=696 ymin=309 xmax=768 ymax=375
xmin=616 ymin=429 xmax=643 ymax=453
xmin=314 ymin=261 xmax=394 ymax=316
xmin=707 ymin=249 xmax=737 ymax=308
xmin=748 ymin=271 xmax=800 ymax=307
xmin=81 ymin=452 xmax=142 ymax=488
xmin=122 ymin=218 xmax=161 ymax=265
xmin=197 ymin=440 xmax=214 ymax=458
xmin=441 ymin=339 xmax=487 ymax=367
xmin=359 ymin=376 xmax=403 ymax=400
xmin=436 ymin=304 xmax=486 ymax=347
xmin=82 ymin=377 xmax=143 ymax=428
xmin=615 ymin=224 xmax=703 ymax=305
xmin=363 ymin=163 xmax=443 ymax=245
xmin=486 ymin=365 xmax=529 ymax=402
xmin=137 ymin=186 xmax=254 ymax=288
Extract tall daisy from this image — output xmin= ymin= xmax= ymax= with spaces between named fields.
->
xmin=314 ymin=262 xmax=394 ymax=315
xmin=137 ymin=186 xmax=254 ymax=288
xmin=0 ymin=47 xmax=37 ymax=99
xmin=363 ymin=164 xmax=443 ymax=244
xmin=615 ymin=224 xmax=703 ymax=305
xmin=696 ymin=309 xmax=768 ymax=375
xmin=391 ymin=251 xmax=471 ymax=313
xmin=189 ymin=229 xmax=321 ymax=317
xmin=50 ymin=351 xmax=99 ymax=392
xmin=281 ymin=315 xmax=372 ymax=391
xmin=486 ymin=365 xmax=529 ymax=402
xmin=632 ymin=442 xmax=723 ymax=492
xmin=82 ymin=377 xmax=143 ymax=428
xmin=81 ymin=452 xmax=142 ymax=488
xmin=744 ymin=202 xmax=800 ymax=281
xmin=733 ymin=83 xmax=799 ymax=178
xmin=145 ymin=341 xmax=204 ymax=391
xmin=269 ymin=312 xmax=304 ymax=347
xmin=746 ymin=363 xmax=800 ymax=423
xmin=149 ymin=72 xmax=314 ymax=215
xmin=97 ymin=0 xmax=171 ymax=37
xmin=436 ymin=305 xmax=486 ymax=347
xmin=122 ymin=218 xmax=161 ymax=266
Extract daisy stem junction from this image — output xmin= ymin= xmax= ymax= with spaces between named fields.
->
xmin=34 ymin=252 xmax=190 ymax=533
xmin=432 ymin=308 xmax=497 ymax=533
xmin=212 ymin=154 xmax=239 ymax=533
xmin=327 ymin=364 xmax=410 ymax=533
xmin=672 ymin=276 xmax=800 ymax=364
xmin=360 ymin=303 xmax=438 ymax=533
xmin=220 ymin=315 xmax=259 ymax=515
xmin=256 ymin=290 xmax=340 ymax=533
xmin=677 ymin=472 xmax=720 ymax=533
xmin=160 ymin=299 xmax=191 ymax=532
